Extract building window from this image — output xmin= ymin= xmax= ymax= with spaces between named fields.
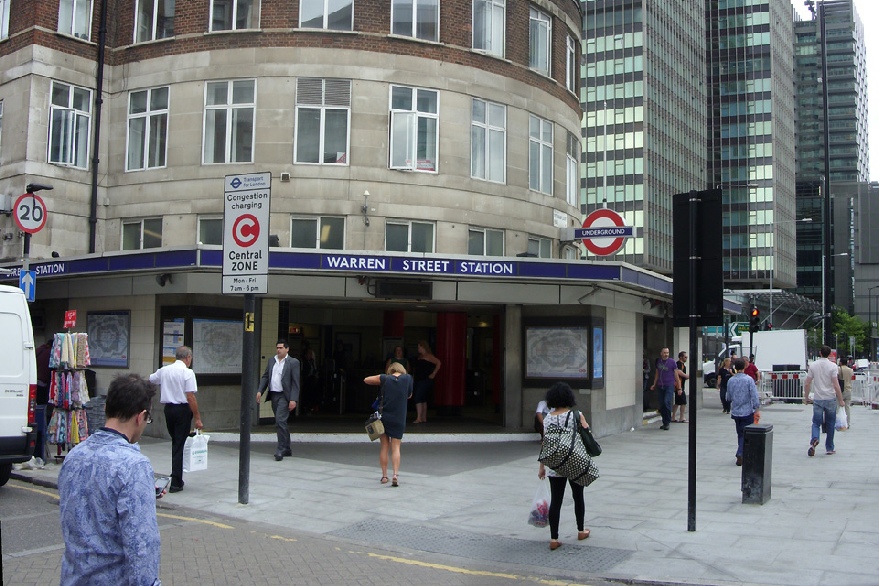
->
xmin=291 ymin=216 xmax=345 ymax=249
xmin=386 ymin=220 xmax=434 ymax=253
xmin=210 ymin=0 xmax=259 ymax=32
xmin=562 ymin=245 xmax=578 ymax=260
xmin=473 ymin=0 xmax=504 ymax=57
xmin=471 ymin=98 xmax=506 ymax=183
xmin=49 ymin=81 xmax=91 ymax=169
xmin=203 ymin=79 xmax=255 ymax=164
xmin=391 ymin=0 xmax=438 ymax=41
xmin=134 ymin=0 xmax=174 ymax=43
xmin=300 ymin=0 xmax=352 ymax=30
xmin=389 ymin=86 xmax=438 ymax=172
xmin=0 ymin=0 xmax=10 ymax=39
xmin=295 ymin=78 xmax=351 ymax=165
xmin=122 ymin=218 xmax=162 ymax=250
xmin=58 ymin=0 xmax=92 ymax=40
xmin=529 ymin=114 xmax=553 ymax=194
xmin=127 ymin=87 xmax=169 ymax=171
xmin=527 ymin=236 xmax=551 ymax=258
xmin=566 ymin=131 xmax=578 ymax=207
xmin=529 ymin=7 xmax=551 ymax=76
xmin=198 ymin=217 xmax=223 ymax=245
xmin=566 ymin=34 xmax=577 ymax=94
xmin=468 ymin=227 xmax=504 ymax=256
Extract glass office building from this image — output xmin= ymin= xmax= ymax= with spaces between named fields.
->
xmin=581 ymin=1 xmax=707 ymax=274
xmin=707 ymin=0 xmax=797 ymax=290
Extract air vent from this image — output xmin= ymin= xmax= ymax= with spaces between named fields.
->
xmin=374 ymin=279 xmax=432 ymax=300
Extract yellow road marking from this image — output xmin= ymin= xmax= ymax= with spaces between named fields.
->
xmin=365 ymin=553 xmax=591 ymax=585
xmin=156 ymin=512 xmax=233 ymax=529
xmin=8 ymin=483 xmax=59 ymax=499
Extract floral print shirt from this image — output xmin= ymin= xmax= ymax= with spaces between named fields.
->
xmin=58 ymin=427 xmax=161 ymax=586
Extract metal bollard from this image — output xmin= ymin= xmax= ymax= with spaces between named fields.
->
xmin=742 ymin=423 xmax=773 ymax=504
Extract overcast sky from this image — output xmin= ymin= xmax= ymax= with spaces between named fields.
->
xmin=793 ymin=0 xmax=876 ymax=181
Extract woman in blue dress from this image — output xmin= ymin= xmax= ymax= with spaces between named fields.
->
xmin=364 ymin=362 xmax=413 ymax=487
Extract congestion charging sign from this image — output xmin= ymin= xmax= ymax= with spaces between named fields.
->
xmin=223 ymin=172 xmax=271 ymax=294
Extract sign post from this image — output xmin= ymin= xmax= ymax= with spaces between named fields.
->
xmin=223 ymin=172 xmax=271 ymax=506
xmin=577 ymin=208 xmax=633 ymax=257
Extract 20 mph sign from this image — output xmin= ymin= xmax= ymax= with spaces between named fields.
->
xmin=14 ymin=193 xmax=48 ymax=234
xmin=223 ymin=172 xmax=271 ymax=294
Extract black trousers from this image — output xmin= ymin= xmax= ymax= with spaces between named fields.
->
xmin=164 ymin=403 xmax=193 ymax=488
xmin=548 ymin=476 xmax=585 ymax=540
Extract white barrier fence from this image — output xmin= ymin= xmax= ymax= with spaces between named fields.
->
xmin=757 ymin=369 xmax=879 ymax=407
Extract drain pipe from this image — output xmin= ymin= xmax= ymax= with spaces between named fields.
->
xmin=88 ymin=0 xmax=108 ymax=253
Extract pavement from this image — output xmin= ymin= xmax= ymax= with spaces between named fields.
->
xmin=8 ymin=391 xmax=879 ymax=586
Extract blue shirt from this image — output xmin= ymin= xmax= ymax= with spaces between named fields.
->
xmin=726 ymin=373 xmax=760 ymax=417
xmin=58 ymin=428 xmax=161 ymax=586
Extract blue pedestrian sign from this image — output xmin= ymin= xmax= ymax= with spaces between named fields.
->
xmin=19 ymin=270 xmax=35 ymax=302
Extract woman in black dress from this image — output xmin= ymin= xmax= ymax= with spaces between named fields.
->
xmin=364 ymin=362 xmax=413 ymax=487
xmin=412 ymin=340 xmax=441 ymax=424
xmin=718 ymin=357 xmax=734 ymax=413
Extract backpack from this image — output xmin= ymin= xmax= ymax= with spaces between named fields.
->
xmin=538 ymin=411 xmax=599 ymax=487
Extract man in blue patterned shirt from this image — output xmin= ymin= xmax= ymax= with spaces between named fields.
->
xmin=58 ymin=374 xmax=162 ymax=586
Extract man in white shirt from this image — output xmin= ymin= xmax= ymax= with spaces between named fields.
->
xmin=803 ymin=345 xmax=845 ymax=457
xmin=256 ymin=340 xmax=300 ymax=461
xmin=149 ymin=346 xmax=203 ymax=492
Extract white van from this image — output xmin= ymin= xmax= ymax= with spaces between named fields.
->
xmin=0 ymin=283 xmax=37 ymax=486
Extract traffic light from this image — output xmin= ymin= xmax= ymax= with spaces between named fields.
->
xmin=749 ymin=306 xmax=760 ymax=334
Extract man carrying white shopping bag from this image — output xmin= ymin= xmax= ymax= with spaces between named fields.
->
xmin=150 ymin=346 xmax=204 ymax=493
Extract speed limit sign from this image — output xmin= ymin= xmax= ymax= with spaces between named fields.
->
xmin=13 ymin=193 xmax=48 ymax=234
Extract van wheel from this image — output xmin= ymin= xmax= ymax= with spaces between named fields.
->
xmin=705 ymin=374 xmax=717 ymax=389
xmin=0 ymin=463 xmax=11 ymax=486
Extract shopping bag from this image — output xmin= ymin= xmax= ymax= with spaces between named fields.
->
xmin=183 ymin=430 xmax=209 ymax=472
xmin=835 ymin=407 xmax=848 ymax=431
xmin=527 ymin=479 xmax=551 ymax=528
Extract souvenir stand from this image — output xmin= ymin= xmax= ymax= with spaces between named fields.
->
xmin=46 ymin=332 xmax=91 ymax=460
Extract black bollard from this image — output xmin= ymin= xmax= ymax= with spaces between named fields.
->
xmin=742 ymin=423 xmax=773 ymax=504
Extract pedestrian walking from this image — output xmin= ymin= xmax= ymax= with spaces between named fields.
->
xmin=718 ymin=357 xmax=734 ymax=414
xmin=58 ymin=374 xmax=162 ymax=586
xmin=256 ymin=339 xmax=300 ymax=461
xmin=412 ymin=340 xmax=441 ymax=424
xmin=838 ymin=357 xmax=853 ymax=428
xmin=803 ymin=345 xmax=845 ymax=456
xmin=364 ymin=361 xmax=412 ymax=487
xmin=726 ymin=358 xmax=760 ymax=466
xmin=537 ymin=382 xmax=591 ymax=551
xmin=650 ymin=347 xmax=679 ymax=430
xmin=149 ymin=346 xmax=203 ymax=492
xmin=673 ymin=351 xmax=689 ymax=423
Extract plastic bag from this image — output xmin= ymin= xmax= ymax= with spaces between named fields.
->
xmin=183 ymin=430 xmax=209 ymax=472
xmin=527 ymin=479 xmax=551 ymax=528
xmin=835 ymin=407 xmax=848 ymax=431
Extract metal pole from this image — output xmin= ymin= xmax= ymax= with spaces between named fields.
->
xmin=818 ymin=1 xmax=833 ymax=347
xmin=687 ymin=190 xmax=698 ymax=532
xmin=238 ymin=293 xmax=256 ymax=504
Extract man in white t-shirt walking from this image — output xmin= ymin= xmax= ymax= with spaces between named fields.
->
xmin=803 ymin=345 xmax=845 ymax=457
xmin=150 ymin=346 xmax=203 ymax=492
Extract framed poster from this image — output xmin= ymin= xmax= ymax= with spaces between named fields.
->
xmin=87 ymin=311 xmax=131 ymax=368
xmin=522 ymin=317 xmax=604 ymax=389
xmin=192 ymin=318 xmax=243 ymax=375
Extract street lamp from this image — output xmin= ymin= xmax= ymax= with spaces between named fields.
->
xmin=769 ymin=217 xmax=812 ymax=326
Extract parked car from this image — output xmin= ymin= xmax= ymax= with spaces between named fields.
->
xmin=0 ymin=284 xmax=37 ymax=486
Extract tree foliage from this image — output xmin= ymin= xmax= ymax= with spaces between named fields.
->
xmin=831 ymin=307 xmax=868 ymax=357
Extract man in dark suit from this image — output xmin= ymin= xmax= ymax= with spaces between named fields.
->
xmin=256 ymin=339 xmax=300 ymax=461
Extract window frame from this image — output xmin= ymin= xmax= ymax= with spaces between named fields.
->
xmin=528 ymin=114 xmax=553 ymax=194
xmin=566 ymin=130 xmax=579 ymax=207
xmin=388 ymin=85 xmax=439 ymax=173
xmin=566 ymin=34 xmax=578 ymax=94
xmin=468 ymin=226 xmax=504 ymax=256
xmin=134 ymin=0 xmax=175 ymax=43
xmin=122 ymin=217 xmax=163 ymax=250
xmin=290 ymin=215 xmax=346 ymax=249
xmin=209 ymin=0 xmax=260 ymax=32
xmin=528 ymin=7 xmax=551 ymax=76
xmin=0 ymin=0 xmax=10 ymax=40
xmin=385 ymin=219 xmax=435 ymax=253
xmin=470 ymin=98 xmax=506 ymax=183
xmin=527 ymin=236 xmax=552 ymax=259
xmin=48 ymin=81 xmax=92 ymax=169
xmin=391 ymin=0 xmax=439 ymax=41
xmin=58 ymin=0 xmax=93 ymax=40
xmin=299 ymin=0 xmax=353 ymax=30
xmin=472 ymin=0 xmax=504 ymax=57
xmin=294 ymin=78 xmax=352 ymax=166
xmin=126 ymin=86 xmax=170 ymax=172
xmin=197 ymin=216 xmax=223 ymax=246
xmin=202 ymin=79 xmax=256 ymax=165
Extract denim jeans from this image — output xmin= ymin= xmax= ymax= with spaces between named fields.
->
xmin=812 ymin=399 xmax=838 ymax=452
xmin=733 ymin=413 xmax=755 ymax=457
xmin=657 ymin=384 xmax=674 ymax=426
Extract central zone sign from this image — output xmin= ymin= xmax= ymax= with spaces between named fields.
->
xmin=223 ymin=172 xmax=271 ymax=294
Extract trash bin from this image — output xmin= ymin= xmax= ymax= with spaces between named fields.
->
xmin=742 ymin=423 xmax=773 ymax=504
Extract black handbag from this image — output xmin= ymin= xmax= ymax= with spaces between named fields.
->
xmin=574 ymin=410 xmax=601 ymax=457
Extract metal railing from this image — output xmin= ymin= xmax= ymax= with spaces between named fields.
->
xmin=757 ymin=369 xmax=879 ymax=407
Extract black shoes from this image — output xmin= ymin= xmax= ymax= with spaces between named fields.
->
xmin=660 ymin=424 xmax=669 ymax=430
xmin=736 ymin=455 xmax=743 ymax=466
xmin=274 ymin=448 xmax=292 ymax=461
xmin=169 ymin=484 xmax=184 ymax=493
xmin=282 ymin=449 xmax=292 ymax=457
